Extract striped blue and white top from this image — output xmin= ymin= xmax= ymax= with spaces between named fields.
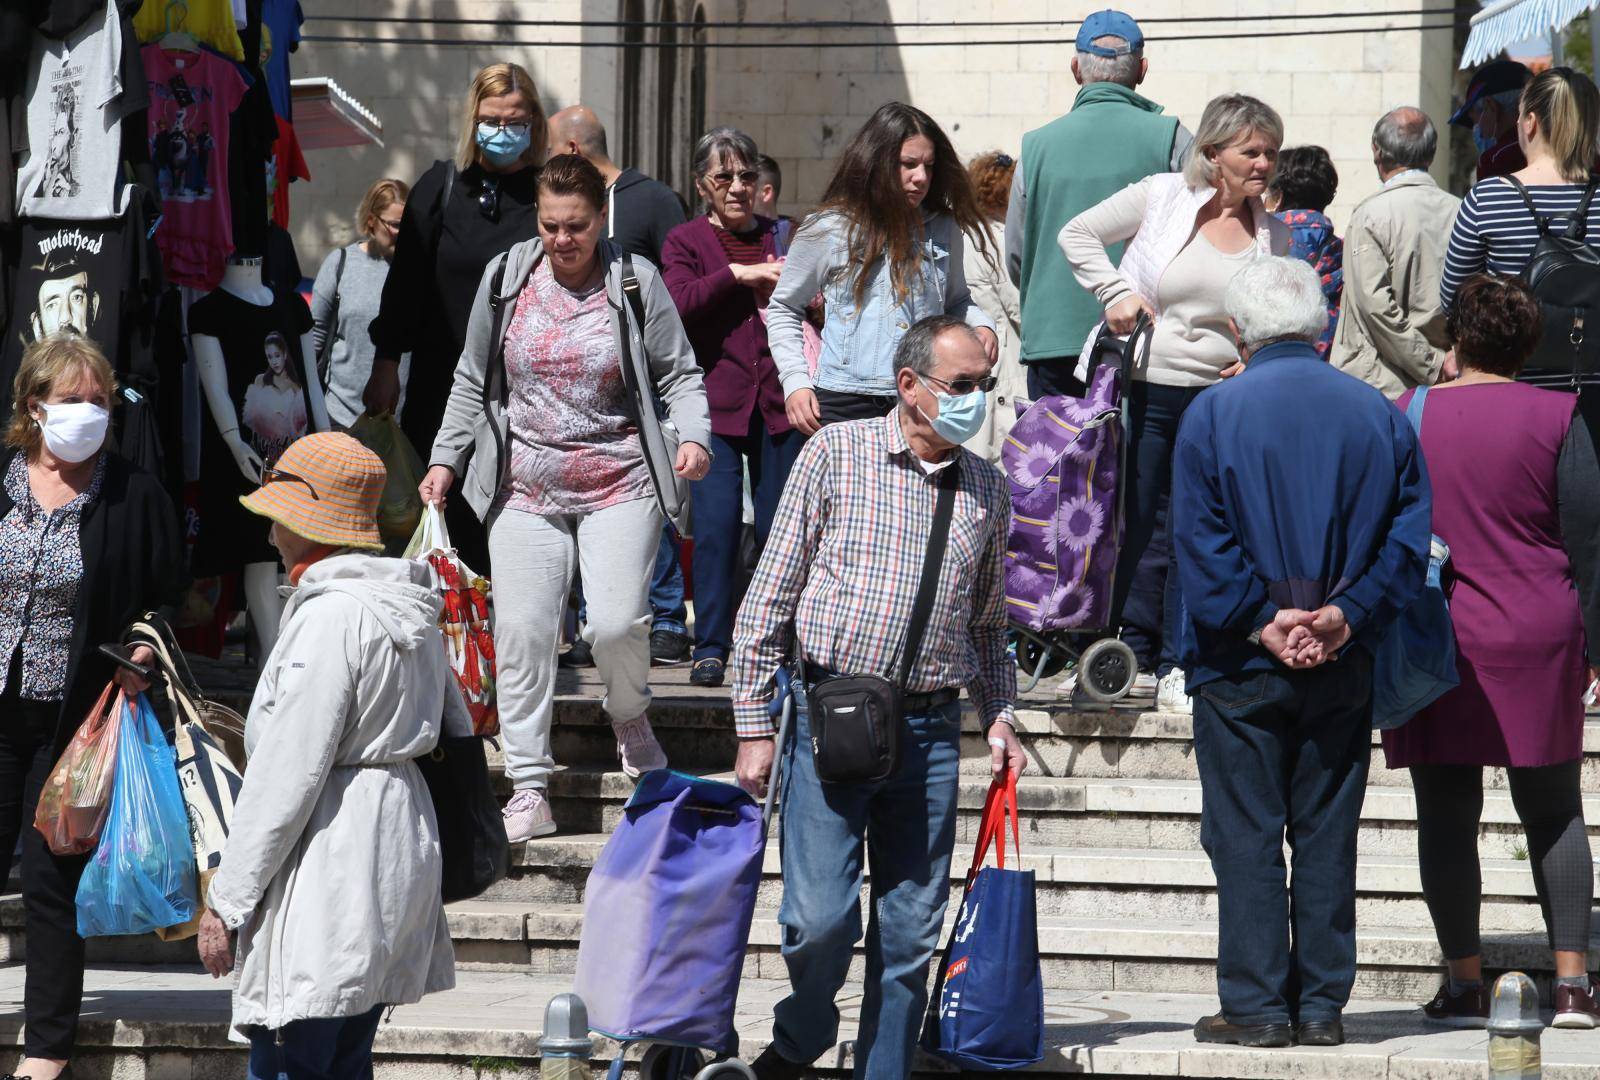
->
xmin=1442 ymin=176 xmax=1600 ymax=388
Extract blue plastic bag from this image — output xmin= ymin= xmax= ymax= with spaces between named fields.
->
xmin=922 ymin=772 xmax=1044 ymax=1070
xmin=76 ymin=691 xmax=197 ymax=937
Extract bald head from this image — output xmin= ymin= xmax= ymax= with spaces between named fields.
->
xmin=1372 ymin=106 xmax=1438 ymax=177
xmin=548 ymin=105 xmax=610 ymax=163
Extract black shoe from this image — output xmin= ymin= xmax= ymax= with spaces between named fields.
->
xmin=749 ymin=1047 xmax=808 ymax=1080
xmin=1295 ymin=1019 xmax=1344 ymax=1046
xmin=1193 ymin=1013 xmax=1294 ymax=1048
xmin=558 ymin=639 xmax=595 ymax=668
xmin=650 ymin=629 xmax=692 ymax=665
xmin=689 ymin=656 xmax=726 ymax=687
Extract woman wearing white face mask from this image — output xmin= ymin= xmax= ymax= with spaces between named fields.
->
xmin=0 ymin=333 xmax=184 ymax=1080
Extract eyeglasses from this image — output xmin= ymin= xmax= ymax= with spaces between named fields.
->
xmin=260 ymin=467 xmax=320 ymax=501
xmin=921 ymin=372 xmax=998 ymax=396
xmin=477 ymin=120 xmax=531 ymax=138
xmin=478 ymin=175 xmax=501 ymax=221
xmin=377 ymin=215 xmax=403 ymax=233
xmin=708 ymin=169 xmax=761 ymax=188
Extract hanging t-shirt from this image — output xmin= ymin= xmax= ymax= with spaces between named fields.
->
xmin=144 ymin=45 xmax=247 ymax=289
xmin=133 ymin=0 xmax=243 ymax=60
xmin=17 ymin=0 xmax=129 ymax=221
xmin=266 ymin=115 xmax=308 ymax=228
xmin=186 ymin=286 xmax=313 ymax=573
xmin=259 ymin=0 xmax=301 ymax=120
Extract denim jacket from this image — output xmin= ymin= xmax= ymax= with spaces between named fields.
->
xmin=766 ymin=210 xmax=995 ymax=398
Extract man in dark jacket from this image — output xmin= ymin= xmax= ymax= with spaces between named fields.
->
xmin=545 ymin=105 xmax=694 ymax=664
xmin=1172 ymin=257 xmax=1430 ymax=1050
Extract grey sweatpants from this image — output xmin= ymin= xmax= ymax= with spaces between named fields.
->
xmin=488 ymin=498 xmax=661 ymax=790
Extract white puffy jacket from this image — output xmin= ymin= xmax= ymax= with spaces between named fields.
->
xmin=207 ymin=552 xmax=456 ymax=1036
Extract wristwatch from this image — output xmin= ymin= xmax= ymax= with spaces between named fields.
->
xmin=1246 ymin=626 xmax=1264 ymax=647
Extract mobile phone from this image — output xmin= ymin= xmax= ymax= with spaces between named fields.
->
xmin=99 ymin=642 xmax=154 ymax=681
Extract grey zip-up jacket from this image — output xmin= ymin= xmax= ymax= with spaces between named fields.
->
xmin=428 ymin=238 xmax=711 ymax=533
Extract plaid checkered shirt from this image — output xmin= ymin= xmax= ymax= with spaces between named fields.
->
xmin=729 ymin=411 xmax=1017 ymax=738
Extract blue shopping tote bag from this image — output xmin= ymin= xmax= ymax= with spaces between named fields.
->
xmin=921 ymin=770 xmax=1045 ymax=1070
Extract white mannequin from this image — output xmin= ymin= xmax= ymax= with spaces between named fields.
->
xmin=192 ymin=256 xmax=330 ymax=658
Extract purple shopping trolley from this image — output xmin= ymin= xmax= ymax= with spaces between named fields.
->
xmin=1002 ymin=316 xmax=1151 ymax=700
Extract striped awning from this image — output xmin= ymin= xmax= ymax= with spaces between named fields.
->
xmin=1461 ymin=0 xmax=1600 ymax=67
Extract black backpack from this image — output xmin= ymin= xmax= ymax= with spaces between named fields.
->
xmin=1505 ymin=175 xmax=1600 ymax=385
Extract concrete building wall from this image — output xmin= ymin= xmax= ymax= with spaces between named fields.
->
xmin=288 ymin=1 xmax=1458 ymax=271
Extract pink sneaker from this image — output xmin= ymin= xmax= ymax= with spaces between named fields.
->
xmin=613 ymin=715 xmax=668 ymax=778
xmin=503 ymin=788 xmax=556 ymax=842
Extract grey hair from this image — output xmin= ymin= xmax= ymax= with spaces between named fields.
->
xmin=1372 ymin=107 xmax=1438 ymax=170
xmin=895 ymin=315 xmax=981 ymax=378
xmin=691 ymin=126 xmax=759 ymax=183
xmin=1076 ymin=36 xmax=1142 ymax=88
xmin=1183 ymin=94 xmax=1285 ymax=189
xmin=1224 ymin=257 xmax=1328 ymax=349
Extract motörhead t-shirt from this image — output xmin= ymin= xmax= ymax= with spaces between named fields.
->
xmin=16 ymin=0 xmax=129 ymax=220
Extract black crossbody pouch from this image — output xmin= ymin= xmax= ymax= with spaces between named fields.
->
xmin=805 ymin=465 xmax=958 ymax=784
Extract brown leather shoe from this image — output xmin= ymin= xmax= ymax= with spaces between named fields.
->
xmin=1423 ymin=982 xmax=1489 ymax=1028
xmin=1553 ymin=974 xmax=1600 ymax=1029
xmin=1192 ymin=1013 xmax=1294 ymax=1048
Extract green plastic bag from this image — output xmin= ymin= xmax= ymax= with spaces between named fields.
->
xmin=347 ymin=413 xmax=425 ymax=550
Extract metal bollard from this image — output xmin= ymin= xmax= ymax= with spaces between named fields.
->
xmin=1487 ymin=972 xmax=1543 ymax=1079
xmin=540 ymin=993 xmax=594 ymax=1080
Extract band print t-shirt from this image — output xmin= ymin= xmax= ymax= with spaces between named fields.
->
xmin=144 ymin=45 xmax=248 ymax=289
xmin=17 ymin=0 xmax=129 ymax=220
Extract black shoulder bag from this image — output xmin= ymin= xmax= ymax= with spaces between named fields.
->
xmin=804 ymin=464 xmax=959 ymax=784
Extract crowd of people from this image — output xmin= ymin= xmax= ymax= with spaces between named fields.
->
xmin=6 ymin=4 xmax=1600 ymax=1078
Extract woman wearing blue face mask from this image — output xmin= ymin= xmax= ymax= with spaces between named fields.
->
xmin=0 ymin=334 xmax=184 ymax=1080
xmin=365 ymin=62 xmax=547 ymax=571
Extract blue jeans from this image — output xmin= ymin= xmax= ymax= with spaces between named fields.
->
xmin=772 ymin=679 xmax=962 ymax=1080
xmin=247 ymin=1004 xmax=385 ymax=1080
xmin=650 ymin=525 xmax=688 ymax=635
xmin=690 ymin=420 xmax=804 ymax=661
xmin=1191 ymin=651 xmax=1374 ymax=1026
xmin=1113 ymin=381 xmax=1203 ymax=675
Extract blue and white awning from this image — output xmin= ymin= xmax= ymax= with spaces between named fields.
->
xmin=1461 ymin=0 xmax=1600 ymax=67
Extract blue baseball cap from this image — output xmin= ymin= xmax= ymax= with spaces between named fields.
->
xmin=1076 ymin=10 xmax=1144 ymax=57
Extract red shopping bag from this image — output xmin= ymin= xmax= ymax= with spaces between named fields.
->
xmin=407 ymin=502 xmax=498 ymax=737
xmin=35 ymin=683 xmax=125 ymax=855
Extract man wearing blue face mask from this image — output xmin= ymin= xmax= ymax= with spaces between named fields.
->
xmin=728 ymin=315 xmax=1026 ymax=1080
xmin=1449 ymin=59 xmax=1529 ymax=181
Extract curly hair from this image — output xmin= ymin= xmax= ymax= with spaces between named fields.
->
xmin=1445 ymin=273 xmax=1543 ymax=377
xmin=1268 ymin=146 xmax=1338 ymax=213
xmin=967 ymin=151 xmax=1015 ymax=221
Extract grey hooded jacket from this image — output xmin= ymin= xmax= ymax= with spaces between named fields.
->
xmin=428 ymin=238 xmax=711 ymax=533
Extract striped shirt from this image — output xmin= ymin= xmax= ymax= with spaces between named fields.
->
xmin=729 ymin=411 xmax=1016 ymax=738
xmin=1441 ymin=177 xmax=1600 ymax=388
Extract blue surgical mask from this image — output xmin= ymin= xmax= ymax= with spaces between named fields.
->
xmin=917 ymin=377 xmax=988 ymax=445
xmin=476 ymin=122 xmax=531 ymax=168
xmin=1473 ymin=125 xmax=1496 ymax=156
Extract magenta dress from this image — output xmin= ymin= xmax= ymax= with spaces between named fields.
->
xmin=1383 ymin=383 xmax=1588 ymax=768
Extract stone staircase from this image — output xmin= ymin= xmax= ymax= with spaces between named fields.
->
xmin=6 ymin=661 xmax=1600 ymax=1078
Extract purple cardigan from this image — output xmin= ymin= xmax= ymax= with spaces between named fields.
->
xmin=659 ymin=215 xmax=792 ymax=438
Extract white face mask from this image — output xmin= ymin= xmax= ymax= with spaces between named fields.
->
xmin=36 ymin=401 xmax=109 ymax=463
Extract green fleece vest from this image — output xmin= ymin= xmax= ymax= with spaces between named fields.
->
xmin=1019 ymin=83 xmax=1179 ymax=362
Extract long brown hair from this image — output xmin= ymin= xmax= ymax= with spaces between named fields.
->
xmin=806 ymin=102 xmax=993 ymax=306
xmin=1520 ymin=67 xmax=1600 ymax=183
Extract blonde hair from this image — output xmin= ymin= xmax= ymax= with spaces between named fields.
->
xmin=1520 ymin=68 xmax=1600 ymax=183
xmin=455 ymin=63 xmax=547 ymax=171
xmin=6 ymin=334 xmax=117 ymax=456
xmin=1184 ymin=93 xmax=1285 ymax=190
xmin=355 ymin=177 xmax=409 ymax=238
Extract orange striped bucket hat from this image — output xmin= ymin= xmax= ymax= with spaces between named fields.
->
xmin=239 ymin=432 xmax=386 ymax=550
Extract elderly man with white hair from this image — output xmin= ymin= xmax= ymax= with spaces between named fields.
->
xmin=1171 ymin=256 xmax=1431 ymax=1050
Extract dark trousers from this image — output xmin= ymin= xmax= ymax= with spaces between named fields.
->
xmin=689 ymin=416 xmax=804 ymax=661
xmin=1191 ymin=651 xmax=1374 ymax=1025
xmin=815 ymin=388 xmax=897 ymax=427
xmin=247 ymin=1004 xmax=385 ymax=1080
xmin=0 ymin=680 xmax=87 ymax=1059
xmin=1023 ymin=357 xmax=1087 ymax=401
xmin=1113 ymin=382 xmax=1203 ymax=675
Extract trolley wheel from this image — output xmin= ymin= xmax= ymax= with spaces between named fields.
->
xmin=1078 ymin=638 xmax=1137 ymax=703
xmin=640 ymin=1045 xmax=708 ymax=1080
xmin=1012 ymin=631 xmax=1070 ymax=680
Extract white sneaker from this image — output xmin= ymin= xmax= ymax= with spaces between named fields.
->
xmin=614 ymin=715 xmax=668 ymax=778
xmin=503 ymin=788 xmax=557 ymax=842
xmin=1156 ymin=670 xmax=1192 ymax=715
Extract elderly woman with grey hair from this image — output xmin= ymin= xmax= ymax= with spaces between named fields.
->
xmin=659 ymin=128 xmax=803 ymax=687
xmin=1059 ymin=93 xmax=1291 ymax=714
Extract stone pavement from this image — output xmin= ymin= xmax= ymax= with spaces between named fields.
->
xmin=9 ymin=964 xmax=1600 ymax=1078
